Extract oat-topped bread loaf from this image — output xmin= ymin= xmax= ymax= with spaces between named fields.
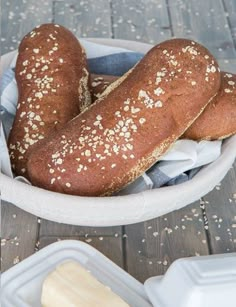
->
xmin=92 ymin=72 xmax=236 ymax=141
xmin=90 ymin=74 xmax=118 ymax=101
xmin=8 ymin=23 xmax=91 ymax=177
xmin=183 ymin=72 xmax=236 ymax=140
xmin=27 ymin=38 xmax=220 ymax=196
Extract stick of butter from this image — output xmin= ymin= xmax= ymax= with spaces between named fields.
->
xmin=41 ymin=261 xmax=130 ymax=307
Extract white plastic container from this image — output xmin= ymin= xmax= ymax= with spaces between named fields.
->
xmin=1 ymin=240 xmax=151 ymax=307
xmin=1 ymin=39 xmax=236 ymax=226
xmin=1 ymin=240 xmax=236 ymax=307
xmin=145 ymin=253 xmax=236 ymax=307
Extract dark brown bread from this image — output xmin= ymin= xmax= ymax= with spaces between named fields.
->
xmin=27 ymin=39 xmax=221 ymax=196
xmin=90 ymin=74 xmax=118 ymax=102
xmin=92 ymin=72 xmax=236 ymax=140
xmin=183 ymin=72 xmax=236 ymax=140
xmin=8 ymin=24 xmax=91 ymax=177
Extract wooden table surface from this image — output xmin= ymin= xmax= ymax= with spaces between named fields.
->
xmin=1 ymin=0 xmax=236 ymax=283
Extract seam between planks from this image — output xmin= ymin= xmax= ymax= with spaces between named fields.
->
xmin=39 ymin=234 xmax=120 ymax=240
xmin=34 ymin=218 xmax=41 ymax=252
xmin=165 ymin=0 xmax=174 ymax=37
xmin=109 ymin=0 xmax=115 ymax=39
xmin=121 ymin=225 xmax=128 ymax=271
xmin=200 ymin=198 xmax=213 ymax=254
xmin=221 ymin=0 xmax=236 ymax=49
xmin=52 ymin=0 xmax=57 ymax=23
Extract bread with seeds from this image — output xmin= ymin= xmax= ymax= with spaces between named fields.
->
xmin=183 ymin=72 xmax=236 ymax=140
xmin=91 ymin=73 xmax=236 ymax=141
xmin=8 ymin=23 xmax=91 ymax=177
xmin=91 ymin=74 xmax=118 ymax=102
xmin=27 ymin=38 xmax=221 ymax=196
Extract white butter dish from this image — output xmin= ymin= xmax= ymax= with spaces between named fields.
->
xmin=1 ymin=240 xmax=236 ymax=307
xmin=1 ymin=240 xmax=151 ymax=307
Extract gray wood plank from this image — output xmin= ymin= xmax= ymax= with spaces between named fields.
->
xmin=39 ymin=236 xmax=124 ymax=268
xmin=203 ymin=161 xmax=236 ymax=253
xmin=1 ymin=202 xmax=39 ymax=272
xmin=54 ymin=0 xmax=112 ymax=38
xmin=39 ymin=0 xmax=122 ymax=257
xmin=39 ymin=220 xmax=122 ymax=237
xmin=112 ymin=0 xmax=219 ymax=283
xmin=223 ymin=0 xmax=236 ymax=44
xmin=39 ymin=220 xmax=123 ymax=266
xmin=111 ymin=0 xmax=172 ymax=44
xmin=124 ymin=201 xmax=209 ymax=282
xmin=218 ymin=59 xmax=236 ymax=73
xmin=1 ymin=0 xmax=53 ymax=54
xmin=168 ymin=0 xmax=236 ymax=60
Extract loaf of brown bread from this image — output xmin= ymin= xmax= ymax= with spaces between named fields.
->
xmin=27 ymin=39 xmax=221 ymax=196
xmin=183 ymin=72 xmax=236 ymax=140
xmin=92 ymin=72 xmax=236 ymax=140
xmin=91 ymin=74 xmax=118 ymax=101
xmin=8 ymin=23 xmax=91 ymax=177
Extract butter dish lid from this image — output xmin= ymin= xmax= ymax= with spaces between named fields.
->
xmin=144 ymin=252 xmax=236 ymax=307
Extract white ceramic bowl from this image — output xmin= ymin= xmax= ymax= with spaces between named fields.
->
xmin=1 ymin=39 xmax=236 ymax=226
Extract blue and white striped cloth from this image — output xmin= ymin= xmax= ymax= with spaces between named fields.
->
xmin=0 ymin=40 xmax=222 ymax=194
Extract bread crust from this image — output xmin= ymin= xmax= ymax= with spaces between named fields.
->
xmin=183 ymin=72 xmax=236 ymax=140
xmin=27 ymin=38 xmax=221 ymax=196
xmin=91 ymin=72 xmax=236 ymax=141
xmin=8 ymin=24 xmax=91 ymax=177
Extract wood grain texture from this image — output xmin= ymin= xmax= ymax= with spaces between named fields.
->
xmin=1 ymin=202 xmax=39 ymax=272
xmin=53 ymin=0 xmax=112 ymax=38
xmin=123 ymin=201 xmax=209 ymax=282
xmin=203 ymin=161 xmax=236 ymax=253
xmin=39 ymin=219 xmax=122 ymax=237
xmin=111 ymin=0 xmax=171 ymax=43
xmin=1 ymin=0 xmax=53 ymax=54
xmin=38 ymin=0 xmax=124 ymax=267
xmin=218 ymin=59 xmax=236 ymax=73
xmin=39 ymin=236 xmax=124 ymax=268
xmin=168 ymin=0 xmax=236 ymax=60
xmin=223 ymin=0 xmax=236 ymax=44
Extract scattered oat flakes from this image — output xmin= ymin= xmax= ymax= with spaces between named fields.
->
xmin=13 ymin=256 xmax=20 ymax=265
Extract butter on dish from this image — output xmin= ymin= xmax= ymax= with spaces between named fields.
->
xmin=41 ymin=261 xmax=130 ymax=307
